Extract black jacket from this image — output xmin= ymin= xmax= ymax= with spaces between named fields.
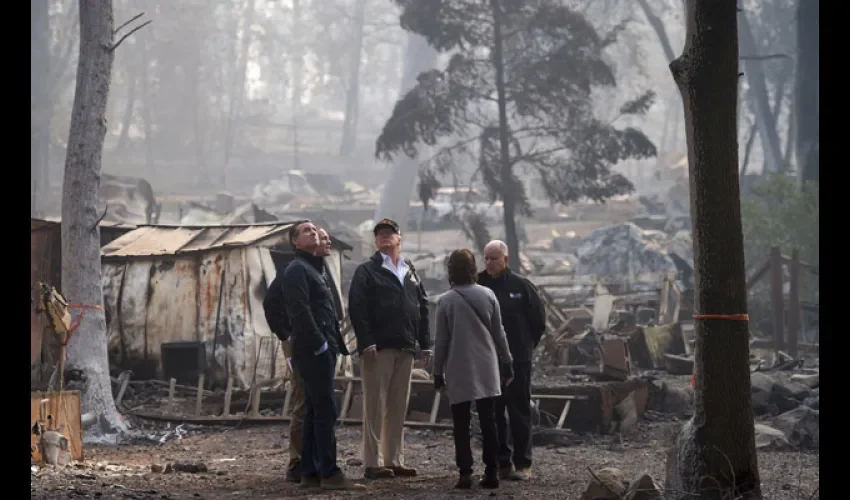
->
xmin=263 ymin=259 xmax=344 ymax=342
xmin=348 ymin=251 xmax=431 ymax=353
xmin=281 ymin=250 xmax=349 ymax=358
xmin=263 ymin=270 xmax=292 ymax=341
xmin=477 ymin=268 xmax=546 ymax=362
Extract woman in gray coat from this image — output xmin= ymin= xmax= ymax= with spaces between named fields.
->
xmin=433 ymin=249 xmax=514 ymax=489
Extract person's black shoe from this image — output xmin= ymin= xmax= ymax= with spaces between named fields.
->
xmin=479 ymin=473 xmax=500 ymax=489
xmin=454 ymin=473 xmax=473 ymax=489
xmin=286 ymin=466 xmax=301 ymax=483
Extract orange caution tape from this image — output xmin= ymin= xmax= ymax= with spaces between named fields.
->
xmin=64 ymin=304 xmax=104 ymax=343
xmin=689 ymin=314 xmax=749 ymax=386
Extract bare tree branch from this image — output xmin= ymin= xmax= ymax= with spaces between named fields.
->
xmin=109 ymin=20 xmax=152 ymax=52
xmin=114 ymin=12 xmax=144 ymax=35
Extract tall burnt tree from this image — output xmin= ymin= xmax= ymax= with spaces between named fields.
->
xmin=62 ymin=0 xmax=130 ymax=436
xmin=31 ymin=0 xmax=51 ymax=215
xmin=795 ymin=0 xmax=818 ymax=185
xmin=664 ymin=1 xmax=761 ymax=498
xmin=375 ymin=0 xmax=657 ymax=269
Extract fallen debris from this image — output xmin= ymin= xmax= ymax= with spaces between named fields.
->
xmin=754 ymin=423 xmax=792 ymax=451
xmin=771 ymin=406 xmax=819 ymax=450
xmin=581 ymin=467 xmax=628 ymax=500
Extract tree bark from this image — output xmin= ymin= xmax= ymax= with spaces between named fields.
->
xmin=738 ymin=12 xmax=783 ymax=175
xmin=291 ymin=0 xmax=304 ymax=171
xmin=665 ymin=1 xmax=761 ymax=498
xmin=374 ymin=33 xmax=438 ymax=229
xmin=339 ymin=0 xmax=367 ymax=157
xmin=491 ymin=0 xmax=521 ymax=271
xmin=140 ymin=31 xmax=154 ymax=175
xmin=31 ymin=0 xmax=51 ymax=216
xmin=113 ymin=68 xmax=136 ymax=153
xmin=795 ymin=0 xmax=818 ymax=184
xmin=222 ymin=0 xmax=257 ymax=188
xmin=61 ymin=0 xmax=127 ymax=438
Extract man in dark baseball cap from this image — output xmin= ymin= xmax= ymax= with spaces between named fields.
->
xmin=373 ymin=218 xmax=400 ymax=235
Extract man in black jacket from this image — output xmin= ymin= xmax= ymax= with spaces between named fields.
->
xmin=263 ymin=227 xmax=342 ymax=483
xmin=348 ymin=218 xmax=431 ymax=480
xmin=478 ymin=240 xmax=546 ymax=482
xmin=281 ymin=220 xmax=364 ymax=491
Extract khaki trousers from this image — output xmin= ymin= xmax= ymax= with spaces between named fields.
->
xmin=361 ymin=348 xmax=414 ymax=468
xmin=281 ymin=340 xmax=305 ymax=469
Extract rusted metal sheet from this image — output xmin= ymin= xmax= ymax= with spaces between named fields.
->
xmin=103 ymin=227 xmax=206 ymax=258
xmin=145 ymin=258 xmax=200 ymax=362
xmin=218 ymin=225 xmax=290 ymax=247
xmin=101 ymin=223 xmax=297 ymax=259
xmin=100 ymin=239 xmax=347 ymax=388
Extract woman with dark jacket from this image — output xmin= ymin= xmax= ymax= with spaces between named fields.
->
xmin=433 ymin=249 xmax=514 ymax=489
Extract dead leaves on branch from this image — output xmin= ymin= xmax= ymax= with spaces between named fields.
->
xmin=378 ymin=0 xmax=658 ymax=211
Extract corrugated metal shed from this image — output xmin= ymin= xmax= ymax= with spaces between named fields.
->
xmin=101 ymin=223 xmax=302 ymax=259
xmin=98 ymin=222 xmax=352 ymax=385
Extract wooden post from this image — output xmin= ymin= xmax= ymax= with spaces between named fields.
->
xmin=769 ymin=246 xmax=785 ymax=352
xmin=167 ymin=378 xmax=176 ymax=411
xmin=250 ymin=385 xmax=261 ymax=417
xmin=787 ymin=249 xmax=800 ymax=358
xmin=115 ymin=371 xmax=132 ymax=406
xmin=222 ymin=377 xmax=233 ymax=417
xmin=195 ymin=374 xmax=205 ymax=416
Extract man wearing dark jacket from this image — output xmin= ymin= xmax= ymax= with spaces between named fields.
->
xmin=348 ymin=218 xmax=431 ymax=480
xmin=263 ymin=227 xmax=342 ymax=483
xmin=281 ymin=220 xmax=364 ymax=491
xmin=478 ymin=240 xmax=546 ymax=482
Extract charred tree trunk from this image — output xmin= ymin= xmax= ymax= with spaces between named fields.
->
xmin=113 ymin=68 xmax=136 ymax=153
xmin=291 ymin=0 xmax=304 ymax=170
xmin=374 ymin=33 xmax=438 ymax=229
xmin=739 ymin=12 xmax=783 ymax=174
xmin=222 ymin=0 xmax=257 ymax=188
xmin=795 ymin=0 xmax=818 ymax=184
xmin=61 ymin=0 xmax=127 ymax=437
xmin=491 ymin=0 xmax=520 ymax=271
xmin=665 ymin=1 xmax=760 ymax=498
xmin=140 ymin=32 xmax=154 ymax=175
xmin=339 ymin=0 xmax=367 ymax=157
xmin=32 ymin=0 xmax=51 ymax=215
xmin=188 ymin=37 xmax=207 ymax=186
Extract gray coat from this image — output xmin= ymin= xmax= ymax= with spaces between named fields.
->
xmin=433 ymin=284 xmax=513 ymax=405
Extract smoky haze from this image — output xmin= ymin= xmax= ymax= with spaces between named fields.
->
xmin=31 ymin=0 xmax=804 ymax=226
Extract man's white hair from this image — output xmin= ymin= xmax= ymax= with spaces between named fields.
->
xmin=484 ymin=240 xmax=509 ymax=255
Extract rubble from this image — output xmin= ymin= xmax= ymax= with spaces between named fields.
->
xmin=754 ymin=423 xmax=792 ymax=451
xmin=771 ymin=406 xmax=819 ymax=450
xmin=574 ymin=223 xmax=680 ymax=280
xmin=581 ymin=467 xmax=628 ymax=499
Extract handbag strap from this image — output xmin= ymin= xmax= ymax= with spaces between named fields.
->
xmin=453 ymin=289 xmax=490 ymax=331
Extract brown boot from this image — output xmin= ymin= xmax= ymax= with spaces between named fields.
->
xmin=364 ymin=467 xmax=395 ymax=480
xmin=389 ymin=465 xmax=418 ymax=477
xmin=320 ymin=472 xmax=367 ymax=490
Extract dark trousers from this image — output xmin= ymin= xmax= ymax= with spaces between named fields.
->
xmin=450 ymin=397 xmax=499 ymax=477
xmin=495 ymin=361 xmax=533 ymax=469
xmin=293 ymin=349 xmax=341 ymax=479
